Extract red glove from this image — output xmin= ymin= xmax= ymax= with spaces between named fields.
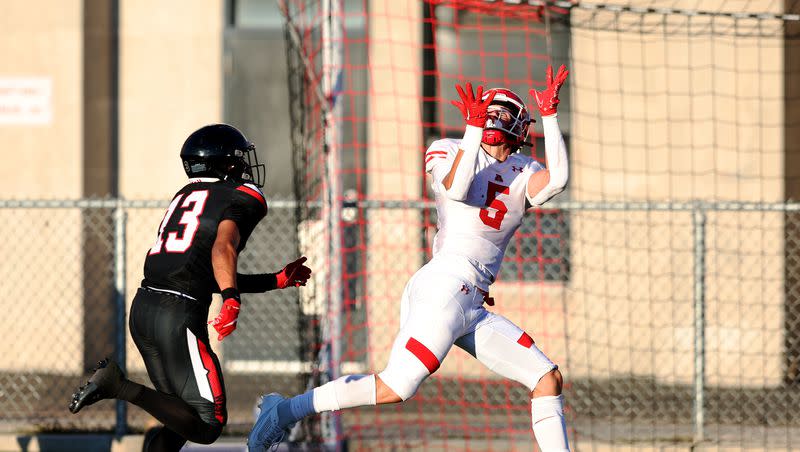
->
xmin=275 ymin=256 xmax=312 ymax=289
xmin=210 ymin=289 xmax=241 ymax=341
xmin=450 ymin=82 xmax=497 ymax=128
xmin=530 ymin=64 xmax=569 ymax=117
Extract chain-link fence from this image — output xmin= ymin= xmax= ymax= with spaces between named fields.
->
xmin=314 ymin=200 xmax=800 ymax=450
xmin=3 ymin=198 xmax=800 ymax=449
xmin=0 ymin=198 xmax=306 ymax=435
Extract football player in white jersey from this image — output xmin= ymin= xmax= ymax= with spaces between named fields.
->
xmin=248 ymin=65 xmax=571 ymax=452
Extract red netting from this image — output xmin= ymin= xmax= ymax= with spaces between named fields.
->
xmin=284 ymin=0 xmax=571 ymax=449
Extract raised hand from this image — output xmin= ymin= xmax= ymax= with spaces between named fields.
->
xmin=530 ymin=64 xmax=569 ymax=117
xmin=450 ymin=82 xmax=497 ymax=128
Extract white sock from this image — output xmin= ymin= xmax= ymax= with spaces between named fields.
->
xmin=312 ymin=374 xmax=377 ymax=413
xmin=531 ymin=395 xmax=570 ymax=452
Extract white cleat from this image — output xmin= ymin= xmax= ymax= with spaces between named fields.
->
xmin=247 ymin=393 xmax=291 ymax=452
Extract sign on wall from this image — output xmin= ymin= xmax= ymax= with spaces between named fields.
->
xmin=0 ymin=77 xmax=52 ymax=125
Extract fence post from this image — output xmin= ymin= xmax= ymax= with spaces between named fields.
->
xmin=113 ymin=199 xmax=127 ymax=437
xmin=322 ymin=0 xmax=344 ymax=448
xmin=692 ymin=205 xmax=706 ymax=445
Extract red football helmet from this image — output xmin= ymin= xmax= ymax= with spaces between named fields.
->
xmin=480 ymin=88 xmax=531 ymax=148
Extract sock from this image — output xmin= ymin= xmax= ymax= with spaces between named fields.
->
xmin=276 ymin=391 xmax=315 ymax=427
xmin=277 ymin=374 xmax=377 ymax=426
xmin=531 ymin=395 xmax=569 ymax=452
xmin=313 ymin=374 xmax=376 ymax=412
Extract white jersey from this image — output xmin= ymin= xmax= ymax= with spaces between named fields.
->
xmin=424 ymin=138 xmax=544 ymax=289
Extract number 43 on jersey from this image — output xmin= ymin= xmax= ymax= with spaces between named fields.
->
xmin=149 ymin=190 xmax=209 ymax=255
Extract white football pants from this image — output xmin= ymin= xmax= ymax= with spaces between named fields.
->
xmin=378 ymin=263 xmax=557 ymax=401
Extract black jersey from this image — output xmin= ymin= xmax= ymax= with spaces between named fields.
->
xmin=141 ymin=177 xmax=267 ymax=303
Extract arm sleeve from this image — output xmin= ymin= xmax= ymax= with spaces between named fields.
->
xmin=442 ymin=125 xmax=483 ymax=201
xmin=526 ymin=115 xmax=568 ymax=206
xmin=236 ymin=273 xmax=278 ymax=293
xmin=222 ymin=184 xmax=268 ymax=250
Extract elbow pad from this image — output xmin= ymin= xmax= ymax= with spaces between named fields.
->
xmin=445 ymin=126 xmax=483 ymax=201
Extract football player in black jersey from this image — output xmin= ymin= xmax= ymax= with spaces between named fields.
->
xmin=68 ymin=124 xmax=312 ymax=451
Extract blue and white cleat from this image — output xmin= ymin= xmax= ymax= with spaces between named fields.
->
xmin=247 ymin=393 xmax=291 ymax=452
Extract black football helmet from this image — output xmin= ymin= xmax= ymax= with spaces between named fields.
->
xmin=180 ymin=124 xmax=265 ymax=187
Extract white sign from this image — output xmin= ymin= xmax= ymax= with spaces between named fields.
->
xmin=0 ymin=78 xmax=52 ymax=125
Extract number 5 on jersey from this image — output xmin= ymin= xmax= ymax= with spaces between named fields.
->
xmin=479 ymin=181 xmax=509 ymax=230
xmin=149 ymin=190 xmax=209 ymax=254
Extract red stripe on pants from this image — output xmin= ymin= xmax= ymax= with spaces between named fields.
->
xmin=196 ymin=339 xmax=225 ymax=424
xmin=405 ymin=337 xmax=440 ymax=373
xmin=517 ymin=332 xmax=534 ymax=348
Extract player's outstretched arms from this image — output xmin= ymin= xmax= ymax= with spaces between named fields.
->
xmin=527 ymin=65 xmax=569 ymax=206
xmin=443 ymin=82 xmax=496 ymax=201
xmin=210 ymin=219 xmax=242 ymax=341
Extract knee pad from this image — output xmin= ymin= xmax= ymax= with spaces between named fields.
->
xmin=378 ymin=365 xmax=427 ymax=401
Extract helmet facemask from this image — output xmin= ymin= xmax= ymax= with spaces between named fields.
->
xmin=481 ymin=89 xmax=531 ymax=149
xmin=235 ymin=144 xmax=266 ymax=188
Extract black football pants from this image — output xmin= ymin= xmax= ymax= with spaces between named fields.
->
xmin=129 ymin=288 xmax=226 ymax=448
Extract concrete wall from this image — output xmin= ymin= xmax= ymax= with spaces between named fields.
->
xmin=0 ymin=0 xmax=223 ymax=374
xmin=119 ymin=0 xmax=223 ymax=199
xmin=0 ymin=1 xmax=83 ymax=199
xmin=0 ymin=1 xmax=84 ymax=372
xmin=568 ymin=3 xmax=785 ymax=385
xmin=119 ymin=0 xmax=224 ymax=372
xmin=365 ymin=0 xmax=425 ymax=371
xmin=360 ymin=0 xmax=789 ymax=388
xmin=0 ymin=0 xmax=792 ymax=390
